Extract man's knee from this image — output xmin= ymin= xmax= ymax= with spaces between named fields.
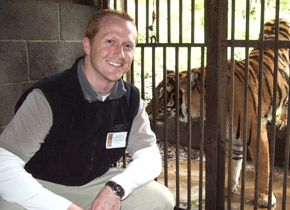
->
xmin=122 ymin=181 xmax=175 ymax=210
xmin=150 ymin=182 xmax=175 ymax=210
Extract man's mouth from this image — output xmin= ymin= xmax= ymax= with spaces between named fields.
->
xmin=107 ymin=61 xmax=122 ymax=67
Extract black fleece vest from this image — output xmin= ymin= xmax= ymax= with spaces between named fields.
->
xmin=15 ymin=58 xmax=140 ymax=186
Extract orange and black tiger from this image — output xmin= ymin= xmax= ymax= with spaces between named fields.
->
xmin=146 ymin=18 xmax=290 ymax=207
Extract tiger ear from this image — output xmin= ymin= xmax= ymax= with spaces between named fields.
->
xmin=179 ymin=71 xmax=198 ymax=90
xmin=190 ymin=71 xmax=199 ymax=86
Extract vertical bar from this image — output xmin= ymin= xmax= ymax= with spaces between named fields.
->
xmin=254 ymin=0 xmax=265 ymax=209
xmin=204 ymin=0 xmax=228 ymax=209
xmin=141 ymin=47 xmax=147 ymax=110
xmin=268 ymin=1 xmax=280 ymax=209
xmin=150 ymin=48 xmax=157 ymax=132
xmin=204 ymin=0 xmax=218 ymax=208
xmin=146 ymin=0 xmax=149 ymax=43
xmin=138 ymin=51 xmax=145 ymax=184
xmin=175 ymin=47 xmax=180 ymax=206
xmin=199 ymin=47 xmax=205 ymax=210
xmin=254 ymin=0 xmax=265 ymax=210
xmin=156 ymin=0 xmax=160 ymax=42
xmin=140 ymin=47 xmax=145 ymax=100
xmin=191 ymin=0 xmax=195 ymax=43
xmin=167 ymin=0 xmax=171 ymax=43
xmin=98 ymin=0 xmax=110 ymax=9
xmin=135 ymin=0 xmax=139 ymax=30
xmin=122 ymin=155 xmax=127 ymax=167
xmin=179 ymin=0 xmax=183 ymax=43
xmin=186 ymin=47 xmax=192 ymax=208
xmin=217 ymin=1 xmax=227 ymax=208
xmin=240 ymin=0 xmax=250 ymax=209
xmin=283 ymin=106 xmax=290 ymax=209
xmin=152 ymin=46 xmax=156 ymax=124
xmin=227 ymin=0 xmax=236 ymax=208
xmin=130 ymin=62 xmax=134 ymax=85
xmin=163 ymin=47 xmax=169 ymax=187
xmin=124 ymin=0 xmax=127 ymax=12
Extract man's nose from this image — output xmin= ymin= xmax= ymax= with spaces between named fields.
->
xmin=114 ymin=44 xmax=125 ymax=58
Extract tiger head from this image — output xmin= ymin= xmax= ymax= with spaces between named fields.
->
xmin=146 ymin=68 xmax=202 ymax=123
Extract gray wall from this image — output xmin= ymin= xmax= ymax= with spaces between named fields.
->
xmin=0 ymin=0 xmax=98 ymax=131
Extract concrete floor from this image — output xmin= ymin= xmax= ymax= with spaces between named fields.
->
xmin=158 ymin=159 xmax=290 ymax=210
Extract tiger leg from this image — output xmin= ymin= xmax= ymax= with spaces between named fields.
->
xmin=231 ymin=142 xmax=243 ymax=192
xmin=248 ymin=125 xmax=276 ymax=207
xmin=225 ymin=138 xmax=243 ymax=195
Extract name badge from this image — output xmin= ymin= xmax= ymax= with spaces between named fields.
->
xmin=106 ymin=132 xmax=127 ymax=149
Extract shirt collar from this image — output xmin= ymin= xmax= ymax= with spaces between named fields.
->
xmin=77 ymin=58 xmax=127 ymax=102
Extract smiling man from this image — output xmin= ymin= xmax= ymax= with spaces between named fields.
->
xmin=0 ymin=10 xmax=174 ymax=210
xmin=82 ymin=12 xmax=137 ymax=96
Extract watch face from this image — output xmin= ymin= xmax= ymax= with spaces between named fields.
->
xmin=115 ymin=185 xmax=122 ymax=193
xmin=113 ymin=184 xmax=124 ymax=197
xmin=106 ymin=181 xmax=124 ymax=198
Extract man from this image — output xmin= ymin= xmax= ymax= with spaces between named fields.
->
xmin=0 ymin=9 xmax=174 ymax=210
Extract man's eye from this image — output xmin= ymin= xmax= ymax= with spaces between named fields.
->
xmin=124 ymin=44 xmax=133 ymax=49
xmin=107 ymin=40 xmax=113 ymax=44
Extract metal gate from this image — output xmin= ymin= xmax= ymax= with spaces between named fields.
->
xmin=104 ymin=0 xmax=290 ymax=209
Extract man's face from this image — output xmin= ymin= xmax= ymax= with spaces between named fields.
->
xmin=84 ymin=15 xmax=137 ymax=84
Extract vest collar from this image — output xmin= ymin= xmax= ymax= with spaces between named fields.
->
xmin=77 ymin=58 xmax=127 ymax=103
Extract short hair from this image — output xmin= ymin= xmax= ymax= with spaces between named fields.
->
xmin=85 ymin=9 xmax=137 ymax=41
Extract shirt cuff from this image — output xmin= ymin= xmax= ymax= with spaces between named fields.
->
xmin=110 ymin=146 xmax=162 ymax=199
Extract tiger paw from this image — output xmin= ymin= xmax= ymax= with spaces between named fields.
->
xmin=276 ymin=119 xmax=287 ymax=130
xmin=258 ymin=193 xmax=276 ymax=207
xmin=224 ymin=184 xmax=238 ymax=197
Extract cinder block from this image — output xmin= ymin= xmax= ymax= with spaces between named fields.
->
xmin=0 ymin=0 xmax=58 ymax=40
xmin=0 ymin=82 xmax=33 ymax=127
xmin=0 ymin=42 xmax=28 ymax=84
xmin=28 ymin=41 xmax=83 ymax=80
xmin=60 ymin=3 xmax=98 ymax=40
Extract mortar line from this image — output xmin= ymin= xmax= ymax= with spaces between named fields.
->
xmin=57 ymin=3 xmax=61 ymax=41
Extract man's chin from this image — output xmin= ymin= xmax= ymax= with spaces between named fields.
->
xmin=110 ymin=73 xmax=126 ymax=81
xmin=108 ymin=76 xmax=123 ymax=82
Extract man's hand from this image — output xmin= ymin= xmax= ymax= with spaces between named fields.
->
xmin=89 ymin=186 xmax=121 ymax=210
xmin=67 ymin=203 xmax=85 ymax=210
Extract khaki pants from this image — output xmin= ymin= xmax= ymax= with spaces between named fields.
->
xmin=0 ymin=168 xmax=174 ymax=210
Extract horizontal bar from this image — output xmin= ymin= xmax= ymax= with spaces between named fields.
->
xmin=137 ymin=40 xmax=290 ymax=48
xmin=222 ymin=39 xmax=290 ymax=48
xmin=137 ymin=43 xmax=206 ymax=48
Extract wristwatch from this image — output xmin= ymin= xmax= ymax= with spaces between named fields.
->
xmin=105 ymin=181 xmax=125 ymax=199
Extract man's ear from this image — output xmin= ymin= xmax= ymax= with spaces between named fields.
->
xmin=83 ymin=37 xmax=91 ymax=55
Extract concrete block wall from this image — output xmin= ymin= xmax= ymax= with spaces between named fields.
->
xmin=0 ymin=0 xmax=98 ymax=131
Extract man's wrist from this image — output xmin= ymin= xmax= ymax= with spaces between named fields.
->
xmin=105 ymin=181 xmax=125 ymax=199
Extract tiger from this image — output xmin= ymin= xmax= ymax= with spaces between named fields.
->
xmin=146 ymin=18 xmax=290 ymax=207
